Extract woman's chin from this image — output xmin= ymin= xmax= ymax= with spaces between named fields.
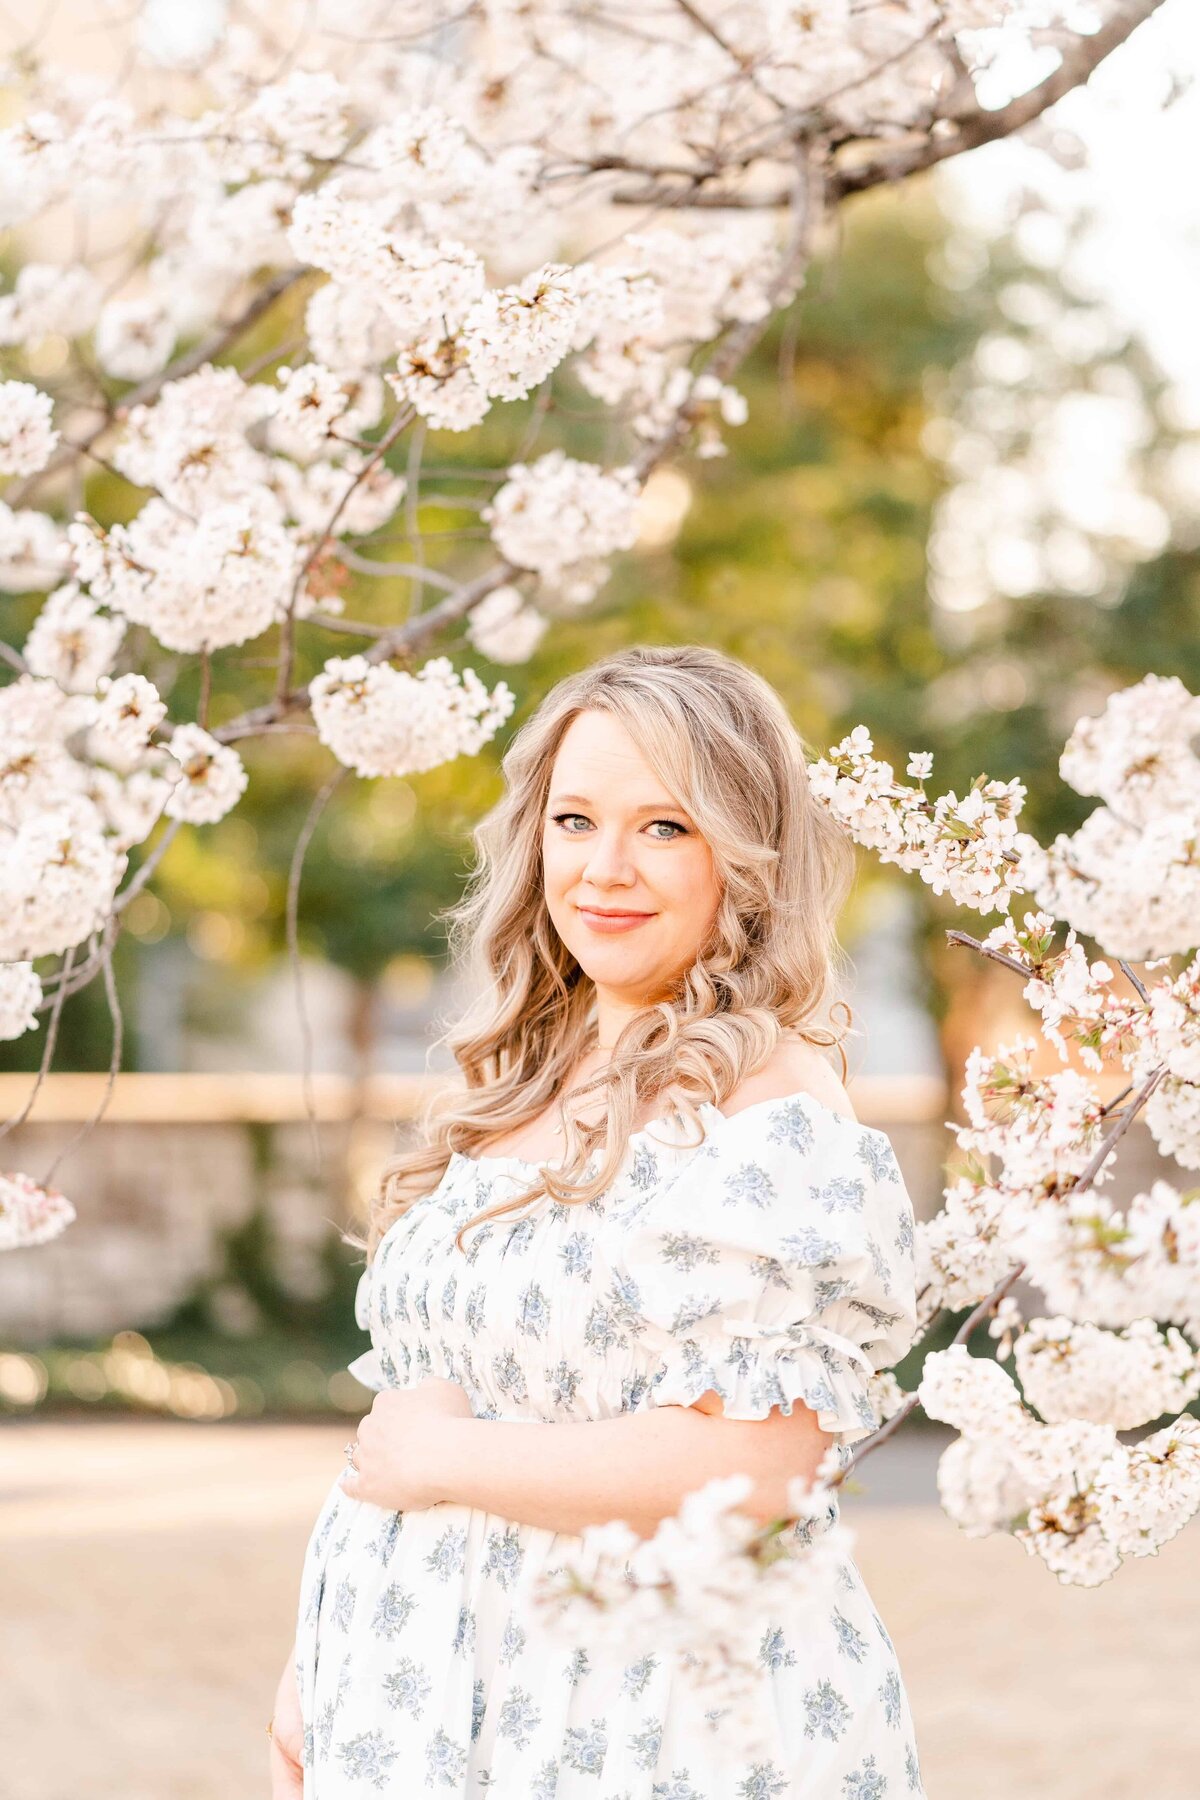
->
xmin=572 ymin=957 xmax=658 ymax=1000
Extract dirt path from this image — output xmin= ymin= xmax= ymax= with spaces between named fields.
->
xmin=1 ymin=1417 xmax=1195 ymax=1799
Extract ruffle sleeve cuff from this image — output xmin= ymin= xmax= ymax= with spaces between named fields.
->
xmin=345 ymin=1347 xmax=385 ymax=1390
xmin=640 ymin=1313 xmax=882 ymax=1440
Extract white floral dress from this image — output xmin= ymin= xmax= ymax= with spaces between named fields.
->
xmin=293 ymin=1093 xmax=927 ymax=1798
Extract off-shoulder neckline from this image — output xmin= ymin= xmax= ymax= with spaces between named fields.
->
xmin=450 ymin=1089 xmax=880 ymax=1172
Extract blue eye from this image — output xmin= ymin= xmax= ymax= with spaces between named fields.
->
xmin=548 ymin=814 xmax=687 ymax=839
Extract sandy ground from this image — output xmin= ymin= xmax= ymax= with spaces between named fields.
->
xmin=1 ymin=1417 xmax=1196 ymax=1800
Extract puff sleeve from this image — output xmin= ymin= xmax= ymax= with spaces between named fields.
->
xmin=616 ymin=1095 xmax=918 ymax=1442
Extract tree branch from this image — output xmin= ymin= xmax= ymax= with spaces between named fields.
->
xmin=603 ymin=1 xmax=1167 ymax=209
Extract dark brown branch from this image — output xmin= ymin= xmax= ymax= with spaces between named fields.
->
xmin=604 ymin=1 xmax=1166 ymax=209
xmin=831 ymin=0 xmax=1167 ymax=199
xmin=945 ymin=927 xmax=1032 ymax=980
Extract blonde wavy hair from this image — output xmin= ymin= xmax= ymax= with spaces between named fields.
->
xmin=350 ymin=644 xmax=857 ymax=1265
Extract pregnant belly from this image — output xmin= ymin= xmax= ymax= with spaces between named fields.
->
xmin=296 ymin=1473 xmax=586 ymax=1728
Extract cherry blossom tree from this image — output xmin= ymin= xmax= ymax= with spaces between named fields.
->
xmin=534 ymin=669 xmax=1200 ymax=1728
xmin=1 ymin=0 xmax=1196 ymax=1692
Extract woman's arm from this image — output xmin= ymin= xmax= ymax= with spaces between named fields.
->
xmin=433 ymin=1393 xmax=832 ymax=1538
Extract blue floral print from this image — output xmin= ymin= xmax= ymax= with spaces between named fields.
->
xmin=294 ymin=1093 xmax=926 ymax=1795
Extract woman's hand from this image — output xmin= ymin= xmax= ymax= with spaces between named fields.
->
xmin=267 ymin=1641 xmax=304 ymax=1797
xmin=338 ymin=1377 xmax=477 ymax=1512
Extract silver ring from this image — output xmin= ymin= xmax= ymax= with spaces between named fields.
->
xmin=343 ymin=1438 xmax=359 ymax=1470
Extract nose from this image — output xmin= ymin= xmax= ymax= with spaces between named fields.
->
xmin=581 ymin=828 xmax=637 ymax=887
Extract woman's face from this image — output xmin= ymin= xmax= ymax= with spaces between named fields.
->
xmin=541 ymin=708 xmax=723 ymax=1009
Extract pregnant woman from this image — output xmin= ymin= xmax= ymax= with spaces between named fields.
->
xmin=269 ymin=643 xmax=926 ymax=1797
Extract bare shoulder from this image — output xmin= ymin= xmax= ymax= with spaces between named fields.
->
xmin=720 ymin=1035 xmax=858 ymax=1123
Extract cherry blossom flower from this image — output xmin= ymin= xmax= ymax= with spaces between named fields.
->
xmin=163 ymin=725 xmax=249 ymax=824
xmin=0 ymin=381 xmax=58 ymax=476
xmin=484 ymin=451 xmax=640 ymax=594
xmin=465 ymin=587 xmax=548 ymax=665
xmin=0 ymin=963 xmax=42 ymax=1041
xmin=0 ymin=1171 xmax=75 ymax=1251
xmin=94 ymin=296 xmax=176 ymax=381
xmin=1013 ymin=1316 xmax=1200 ymax=1431
xmin=462 ymin=264 xmax=584 ymax=402
xmin=23 ymin=583 xmax=125 ymax=694
xmin=89 ymin=673 xmax=168 ymax=772
xmin=809 ymin=729 xmax=1028 ymax=914
xmin=0 ymin=800 xmax=127 ymax=961
xmin=309 ymin=655 xmax=515 ymax=779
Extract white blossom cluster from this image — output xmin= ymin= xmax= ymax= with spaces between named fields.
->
xmin=916 ymin=1174 xmax=1018 ymax=1320
xmin=979 ymin=910 xmax=1133 ymax=1072
xmin=0 ymin=962 xmax=42 ymax=1040
xmin=920 ymin=1345 xmax=1200 ymax=1585
xmin=1015 ymin=1180 xmax=1200 ymax=1341
xmin=267 ymin=455 xmax=405 ymax=548
xmin=464 ymin=587 xmax=549 ymax=666
xmin=0 ymin=381 xmax=58 ymax=477
xmin=162 ymin=725 xmax=249 ymax=825
xmin=309 ymin=655 xmax=515 ymax=779
xmin=0 ymin=499 xmax=68 ymax=591
xmin=93 ymin=296 xmax=175 ymax=381
xmin=1129 ymin=954 xmax=1200 ymax=1171
xmin=958 ymin=1038 xmax=1107 ymax=1190
xmin=908 ymin=822 xmax=1200 ymax=1585
xmin=0 ymin=802 xmax=128 ymax=962
xmin=461 ymin=263 xmax=585 ymax=404
xmin=0 ymin=673 xmax=94 ymax=825
xmin=23 ymin=583 xmax=125 ymax=694
xmin=976 ymin=913 xmax=1200 ymax=1172
xmin=817 ymin=683 xmax=1200 ymax=1221
xmin=809 ymin=730 xmax=1028 ymax=914
xmin=531 ymin=1470 xmax=853 ymax=1757
xmin=0 ymin=676 xmax=132 ymax=965
xmin=381 ymin=257 xmax=599 ymax=432
xmin=0 ymin=263 xmax=101 ymax=345
xmin=267 ymin=365 xmax=384 ymax=464
xmin=80 ymin=765 xmax=175 ymax=856
xmin=1015 ymin=676 xmax=1200 ymax=961
xmin=108 ymin=362 xmax=274 ymax=508
xmin=0 ymin=1171 xmax=76 ymax=1251
xmin=88 ymin=674 xmax=168 ymax=773
xmin=69 ymin=496 xmax=301 ymax=654
xmin=1012 ymin=1316 xmax=1200 ymax=1431
xmin=483 ymin=452 xmax=641 ymax=601
xmin=915 ymin=1006 xmax=1200 ymax=1340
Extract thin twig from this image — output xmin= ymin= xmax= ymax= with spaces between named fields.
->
xmin=946 ymin=928 xmax=1037 ymax=981
xmin=335 ymin=548 xmax=460 ymax=590
xmin=42 ymin=946 xmax=125 ymax=1184
xmin=0 ymin=946 xmax=77 ymax=1142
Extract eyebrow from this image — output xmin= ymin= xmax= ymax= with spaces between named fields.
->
xmin=548 ymin=793 xmax=689 ymax=814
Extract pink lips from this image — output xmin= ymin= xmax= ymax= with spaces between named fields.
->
xmin=577 ymin=906 xmax=655 ymax=933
